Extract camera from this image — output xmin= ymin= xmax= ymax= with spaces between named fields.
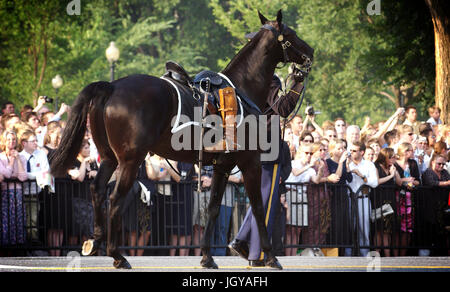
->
xmin=305 ymin=106 xmax=315 ymax=116
xmin=42 ymin=96 xmax=54 ymax=103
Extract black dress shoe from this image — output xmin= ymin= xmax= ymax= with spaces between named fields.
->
xmin=228 ymin=239 xmax=249 ymax=260
xmin=248 ymin=260 xmax=265 ymax=267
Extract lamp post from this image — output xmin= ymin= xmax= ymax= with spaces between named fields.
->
xmin=52 ymin=74 xmax=63 ymax=112
xmin=106 ymin=41 xmax=120 ymax=82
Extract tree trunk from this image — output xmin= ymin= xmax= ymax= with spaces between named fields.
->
xmin=425 ymin=0 xmax=450 ymax=124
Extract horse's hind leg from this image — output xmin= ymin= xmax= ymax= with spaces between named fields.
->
xmin=82 ymin=158 xmax=117 ymax=256
xmin=107 ymin=159 xmax=141 ymax=269
xmin=200 ymin=163 xmax=232 ymax=269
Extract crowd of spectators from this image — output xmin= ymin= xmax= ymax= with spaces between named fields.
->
xmin=0 ymin=96 xmax=449 ymax=258
xmin=281 ymin=105 xmax=450 ymax=257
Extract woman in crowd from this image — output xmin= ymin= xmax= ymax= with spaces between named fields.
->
xmin=326 ymin=139 xmax=352 ymax=252
xmin=284 ymin=143 xmax=321 ymax=256
xmin=394 ymin=142 xmax=421 ymax=256
xmin=41 ymin=121 xmax=63 ymax=256
xmin=0 ymin=130 xmax=27 ymax=247
xmin=42 ymin=121 xmax=62 ymax=160
xmin=67 ymin=139 xmax=98 ymax=246
xmin=422 ymin=154 xmax=450 ymax=186
xmin=373 ymin=148 xmax=399 ymax=256
xmin=122 ymin=154 xmax=155 ymax=256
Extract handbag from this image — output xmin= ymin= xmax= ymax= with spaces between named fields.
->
xmin=371 ymin=203 xmax=394 ymax=222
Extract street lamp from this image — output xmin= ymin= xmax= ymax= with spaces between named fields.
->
xmin=106 ymin=41 xmax=120 ymax=82
xmin=52 ymin=74 xmax=63 ymax=112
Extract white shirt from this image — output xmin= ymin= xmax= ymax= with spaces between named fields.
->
xmin=426 ymin=117 xmax=442 ymax=126
xmin=19 ymin=149 xmax=50 ymax=195
xmin=347 ymin=159 xmax=378 ymax=193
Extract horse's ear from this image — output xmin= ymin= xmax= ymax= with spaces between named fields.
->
xmin=276 ymin=9 xmax=282 ymax=24
xmin=258 ymin=10 xmax=268 ymax=24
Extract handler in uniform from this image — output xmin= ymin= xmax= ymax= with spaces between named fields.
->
xmin=229 ymin=57 xmax=307 ymax=266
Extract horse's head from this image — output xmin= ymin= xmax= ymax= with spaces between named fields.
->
xmin=249 ymin=10 xmax=314 ymax=74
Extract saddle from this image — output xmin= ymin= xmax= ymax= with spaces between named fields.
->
xmin=164 ymin=61 xmax=261 ymax=153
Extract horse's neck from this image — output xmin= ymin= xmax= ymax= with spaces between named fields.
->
xmin=222 ymin=40 xmax=279 ymax=110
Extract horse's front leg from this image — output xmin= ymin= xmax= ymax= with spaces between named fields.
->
xmin=200 ymin=166 xmax=230 ymax=269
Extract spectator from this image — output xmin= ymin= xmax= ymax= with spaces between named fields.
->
xmin=422 ymin=154 xmax=450 ymax=187
xmin=0 ymin=130 xmax=27 ymax=247
xmin=41 ymin=121 xmax=62 ymax=159
xmin=24 ymin=112 xmax=40 ymax=134
xmin=192 ymin=165 xmax=212 ymax=256
xmin=346 ymin=125 xmax=361 ymax=150
xmin=284 ymin=143 xmax=321 ymax=256
xmin=167 ymin=161 xmax=194 ymax=256
xmin=403 ymin=106 xmax=420 ymax=135
xmin=41 ymin=122 xmax=63 ymax=256
xmin=434 ymin=141 xmax=448 ymax=157
xmin=302 ymin=142 xmax=337 ymax=254
xmin=334 ymin=118 xmax=347 ymax=140
xmin=211 ymin=165 xmax=242 ymax=256
xmin=145 ymin=154 xmax=174 ymax=253
xmin=393 ymin=142 xmax=421 ymax=256
xmin=326 ymin=139 xmax=352 ymax=255
xmin=300 ymin=131 xmax=314 ymax=144
xmin=35 ymin=103 xmax=69 ymax=147
xmin=121 ymin=156 xmax=154 ymax=256
xmin=2 ymin=101 xmax=15 ymax=116
xmin=345 ymin=141 xmax=378 ymax=256
xmin=362 ymin=108 xmax=404 ymax=147
xmin=373 ymin=148 xmax=398 ymax=257
xmin=289 ymin=115 xmax=304 ymax=150
xmin=383 ymin=129 xmax=399 ymax=149
xmin=304 ymin=112 xmax=324 ymax=137
xmin=19 ymin=105 xmax=34 ymax=121
xmin=19 ymin=130 xmax=51 ymax=246
xmin=323 ymin=126 xmax=337 ymax=142
xmin=393 ymin=125 xmax=415 ymax=153
xmin=415 ymin=136 xmax=429 ymax=174
xmin=67 ymin=139 xmax=98 ymax=246
xmin=367 ymin=138 xmax=381 ymax=160
xmin=426 ymin=106 xmax=442 ymax=126
xmin=1 ymin=113 xmax=20 ymax=132
xmin=364 ymin=146 xmax=376 ymax=163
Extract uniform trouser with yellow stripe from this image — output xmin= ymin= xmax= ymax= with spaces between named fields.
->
xmin=235 ymin=163 xmax=280 ymax=261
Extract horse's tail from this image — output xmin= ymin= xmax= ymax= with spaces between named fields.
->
xmin=50 ymin=81 xmax=113 ymax=177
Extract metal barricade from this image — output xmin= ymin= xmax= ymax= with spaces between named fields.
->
xmin=1 ymin=179 xmax=449 ymax=256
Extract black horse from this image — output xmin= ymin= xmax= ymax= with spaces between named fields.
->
xmin=50 ymin=10 xmax=313 ymax=269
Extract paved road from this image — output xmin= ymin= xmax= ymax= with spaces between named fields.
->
xmin=0 ymin=256 xmax=449 ymax=272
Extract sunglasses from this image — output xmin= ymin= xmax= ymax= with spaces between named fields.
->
xmin=436 ymin=162 xmax=445 ymax=166
xmin=350 ymin=149 xmax=360 ymax=153
xmin=304 ymin=152 xmax=313 ymax=155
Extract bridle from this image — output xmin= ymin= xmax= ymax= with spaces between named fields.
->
xmin=260 ymin=23 xmax=313 ymax=74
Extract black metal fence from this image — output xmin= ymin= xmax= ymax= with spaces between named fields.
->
xmin=0 ymin=178 xmax=449 ymax=256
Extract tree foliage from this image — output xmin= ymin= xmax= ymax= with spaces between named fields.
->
xmin=0 ymin=0 xmax=439 ymax=126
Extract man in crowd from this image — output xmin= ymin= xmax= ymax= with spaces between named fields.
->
xmin=403 ymin=106 xmax=421 ymax=135
xmin=345 ymin=141 xmax=378 ymax=256
xmin=19 ymin=130 xmax=51 ymax=243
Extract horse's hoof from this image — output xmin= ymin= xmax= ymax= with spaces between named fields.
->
xmin=200 ymin=258 xmax=218 ymax=269
xmin=265 ymin=257 xmax=283 ymax=270
xmin=82 ymin=239 xmax=99 ymax=256
xmin=113 ymin=259 xmax=132 ymax=269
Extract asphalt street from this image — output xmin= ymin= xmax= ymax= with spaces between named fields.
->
xmin=0 ymin=256 xmax=449 ymax=272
